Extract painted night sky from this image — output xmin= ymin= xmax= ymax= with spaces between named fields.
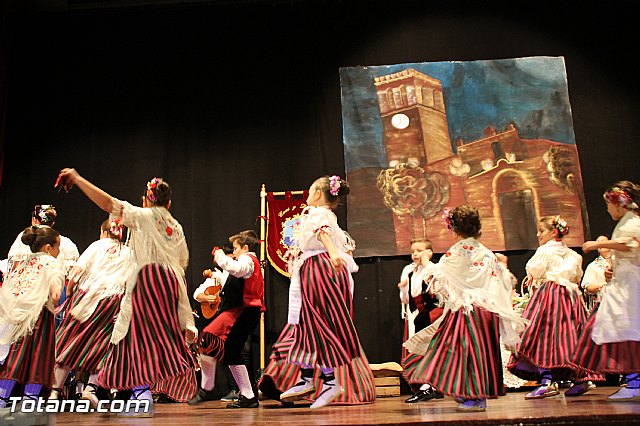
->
xmin=339 ymin=56 xmax=575 ymax=172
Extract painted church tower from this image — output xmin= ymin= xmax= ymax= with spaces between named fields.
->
xmin=374 ymin=68 xmax=453 ymax=166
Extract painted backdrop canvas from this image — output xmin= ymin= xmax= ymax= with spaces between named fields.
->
xmin=340 ymin=56 xmax=588 ymax=257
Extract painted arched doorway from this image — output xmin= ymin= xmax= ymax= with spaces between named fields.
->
xmin=493 ymin=168 xmax=539 ymax=250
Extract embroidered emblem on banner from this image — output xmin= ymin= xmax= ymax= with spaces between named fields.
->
xmin=266 ymin=191 xmax=308 ymax=277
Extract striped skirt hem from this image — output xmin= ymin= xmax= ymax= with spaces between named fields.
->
xmin=287 ymin=253 xmax=363 ymax=368
xmin=56 ymin=293 xmax=122 ymax=373
xmin=96 ymin=264 xmax=196 ymax=390
xmin=151 ymin=368 xmax=197 ymax=402
xmin=401 ymin=352 xmax=425 ymax=386
xmin=0 ymin=309 xmax=56 ymax=387
xmin=259 ymin=324 xmax=375 ymax=405
xmin=570 ymin=305 xmax=640 ymax=375
xmin=507 ymin=281 xmax=589 ymax=381
xmin=405 ymin=306 xmax=504 ymax=399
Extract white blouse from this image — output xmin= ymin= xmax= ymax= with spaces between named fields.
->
xmin=581 ymin=256 xmax=609 ymax=291
xmin=592 ymin=211 xmax=640 ymax=344
xmin=399 ymin=261 xmax=437 ymax=338
xmin=286 ymin=206 xmax=358 ymax=325
xmin=398 ymin=261 xmax=437 ymax=306
xmin=295 ymin=206 xmax=355 ymax=253
xmin=525 ymin=239 xmax=583 ymax=292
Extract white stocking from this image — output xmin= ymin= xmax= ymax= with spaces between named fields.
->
xmin=228 ymin=364 xmax=254 ymax=399
xmin=200 ymin=355 xmax=217 ymax=391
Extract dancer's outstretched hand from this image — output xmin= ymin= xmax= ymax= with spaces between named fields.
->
xmin=582 ymin=240 xmax=597 ymax=253
xmin=55 ymin=168 xmax=80 ymax=192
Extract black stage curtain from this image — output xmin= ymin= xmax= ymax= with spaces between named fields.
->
xmin=1 ymin=1 xmax=639 ymax=367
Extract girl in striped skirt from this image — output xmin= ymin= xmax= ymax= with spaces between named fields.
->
xmin=263 ymin=175 xmax=375 ymax=409
xmin=573 ymin=181 xmax=640 ymax=401
xmin=0 ymin=226 xmax=65 ymax=415
xmin=50 ymin=218 xmax=131 ymax=406
xmin=403 ymin=205 xmax=527 ymax=412
xmin=55 ymin=169 xmax=198 ymax=417
xmin=507 ymin=216 xmax=599 ymax=398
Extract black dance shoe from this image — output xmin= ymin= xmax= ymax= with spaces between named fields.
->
xmin=258 ymin=376 xmax=282 ymax=401
xmin=188 ymin=388 xmax=222 ymax=405
xmin=226 ymin=394 xmax=259 ymax=408
xmin=405 ymin=388 xmax=443 ymax=403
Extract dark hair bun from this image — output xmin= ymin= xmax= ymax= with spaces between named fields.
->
xmin=21 ymin=226 xmax=39 ymax=246
xmin=154 ymin=180 xmax=172 ymax=206
xmin=145 ymin=178 xmax=172 ymax=207
xmin=339 ymin=180 xmax=350 ymax=197
xmin=451 ymin=205 xmax=482 ymax=239
xmin=20 ymin=225 xmax=60 ymax=253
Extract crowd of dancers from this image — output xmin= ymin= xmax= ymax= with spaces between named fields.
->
xmin=0 ymin=168 xmax=638 ymax=418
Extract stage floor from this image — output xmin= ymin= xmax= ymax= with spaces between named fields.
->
xmin=4 ymin=386 xmax=640 ymax=425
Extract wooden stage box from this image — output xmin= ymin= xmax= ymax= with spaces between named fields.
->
xmin=370 ymin=362 xmax=403 ymax=398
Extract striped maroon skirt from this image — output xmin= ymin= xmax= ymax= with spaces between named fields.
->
xmin=56 ymin=290 xmax=123 ymax=373
xmin=287 ymin=253 xmax=363 ymax=368
xmin=0 ymin=308 xmax=56 ymax=387
xmin=199 ymin=307 xmax=243 ymax=360
xmin=571 ymin=304 xmax=640 ymax=375
xmin=96 ymin=264 xmax=197 ymax=401
xmin=507 ymin=281 xmax=593 ymax=381
xmin=150 ymin=368 xmax=198 ymax=402
xmin=258 ymin=324 xmax=376 ymax=404
xmin=401 ymin=319 xmax=424 ymax=386
xmin=404 ymin=306 xmax=504 ymax=399
xmin=402 ymin=352 xmax=425 ymax=386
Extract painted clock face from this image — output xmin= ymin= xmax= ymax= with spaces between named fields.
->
xmin=391 ymin=113 xmax=410 ymax=129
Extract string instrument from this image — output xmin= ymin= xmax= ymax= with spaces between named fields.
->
xmin=200 ymin=269 xmax=222 ymax=319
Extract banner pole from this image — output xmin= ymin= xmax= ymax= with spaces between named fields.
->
xmin=259 ymin=183 xmax=267 ymax=376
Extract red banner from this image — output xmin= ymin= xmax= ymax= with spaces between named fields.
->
xmin=266 ymin=191 xmax=308 ymax=276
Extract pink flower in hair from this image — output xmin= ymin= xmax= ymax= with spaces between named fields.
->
xmin=146 ymin=177 xmax=161 ymax=202
xmin=442 ymin=208 xmax=454 ymax=233
xmin=329 ymin=175 xmax=341 ymax=196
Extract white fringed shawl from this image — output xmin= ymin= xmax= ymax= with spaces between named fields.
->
xmin=403 ymin=238 xmax=526 ymax=355
xmin=67 ymin=238 xmax=132 ymax=323
xmin=0 ymin=253 xmax=65 ymax=357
